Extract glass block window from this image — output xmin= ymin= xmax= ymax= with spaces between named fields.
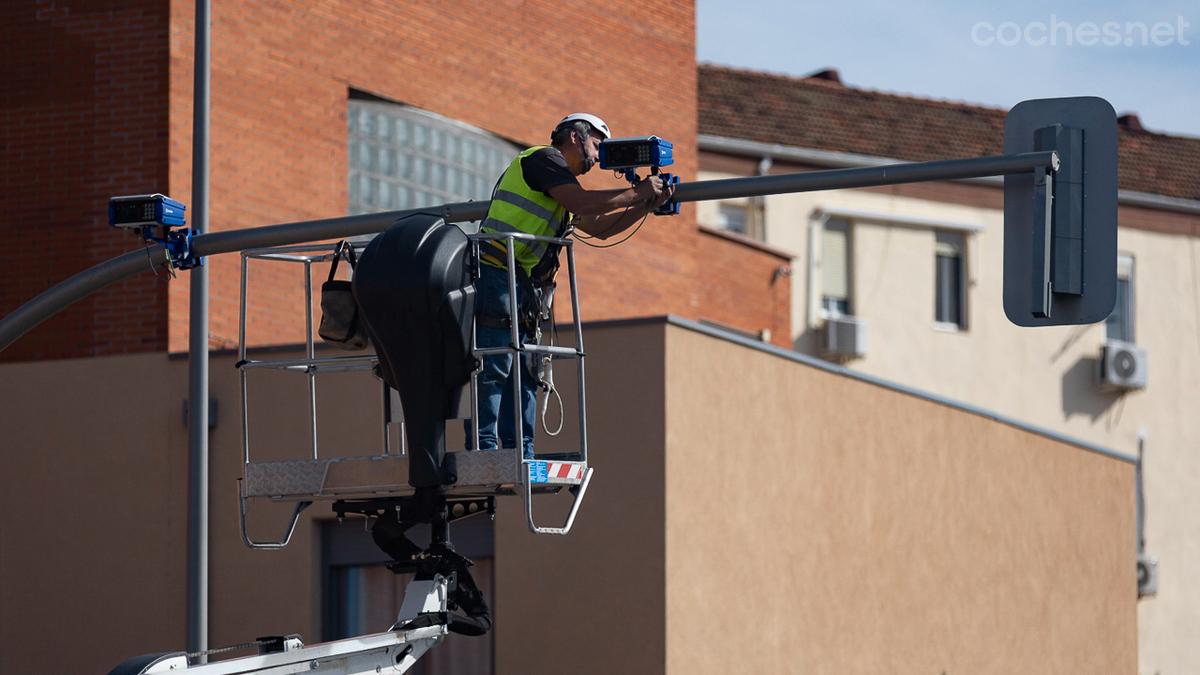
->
xmin=348 ymin=99 xmax=518 ymax=215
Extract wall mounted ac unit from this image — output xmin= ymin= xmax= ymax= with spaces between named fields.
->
xmin=1138 ymin=553 xmax=1158 ymax=598
xmin=1100 ymin=339 xmax=1148 ymax=390
xmin=824 ymin=316 xmax=867 ymax=359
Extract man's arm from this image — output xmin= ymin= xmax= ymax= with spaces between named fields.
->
xmin=572 ymin=202 xmax=653 ymax=239
xmin=546 ymin=181 xmax=655 ymax=217
xmin=549 ymin=177 xmax=673 ymax=240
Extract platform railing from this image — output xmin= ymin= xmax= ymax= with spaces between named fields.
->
xmin=471 ymin=231 xmax=592 ymax=534
xmin=235 ymin=230 xmax=592 ymax=544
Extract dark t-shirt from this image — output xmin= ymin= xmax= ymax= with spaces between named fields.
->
xmin=520 ymin=146 xmax=579 ymax=196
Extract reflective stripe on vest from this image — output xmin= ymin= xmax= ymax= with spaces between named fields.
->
xmin=479 ymin=146 xmax=567 ymax=275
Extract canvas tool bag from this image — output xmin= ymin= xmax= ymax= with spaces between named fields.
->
xmin=318 ymin=241 xmax=369 ymax=350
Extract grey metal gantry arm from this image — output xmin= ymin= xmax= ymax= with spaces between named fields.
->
xmin=0 ymin=150 xmax=1060 ymax=353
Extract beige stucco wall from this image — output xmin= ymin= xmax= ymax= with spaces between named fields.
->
xmin=0 ymin=324 xmax=668 ymax=674
xmin=493 ymin=321 xmax=667 ymax=674
xmin=1115 ymin=225 xmax=1200 ymax=673
xmin=0 ymin=349 xmax=390 ymax=672
xmin=663 ymin=323 xmax=1136 ymax=673
xmin=699 ymin=168 xmax=1200 ymax=674
xmin=0 ymin=319 xmax=1136 ymax=673
xmin=0 ymin=353 xmax=186 ymax=673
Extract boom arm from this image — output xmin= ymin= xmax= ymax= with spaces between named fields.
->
xmin=107 ymin=577 xmax=451 ymax=675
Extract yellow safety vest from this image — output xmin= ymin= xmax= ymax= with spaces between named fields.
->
xmin=479 ymin=146 xmax=570 ymax=277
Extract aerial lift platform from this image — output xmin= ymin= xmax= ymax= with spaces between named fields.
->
xmin=234 ymin=228 xmax=593 ymax=550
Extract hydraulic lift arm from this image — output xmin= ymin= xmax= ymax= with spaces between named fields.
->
xmin=108 ymin=578 xmax=449 ymax=674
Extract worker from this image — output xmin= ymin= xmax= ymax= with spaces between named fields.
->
xmin=471 ymin=112 xmax=675 ymax=458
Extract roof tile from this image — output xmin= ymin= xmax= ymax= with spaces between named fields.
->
xmin=699 ymin=64 xmax=1200 ymax=201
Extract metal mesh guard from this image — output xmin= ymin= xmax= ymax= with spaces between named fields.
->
xmin=455 ymin=450 xmax=522 ymax=485
xmin=244 ymin=459 xmax=329 ymax=497
xmin=242 ymin=451 xmax=584 ymax=500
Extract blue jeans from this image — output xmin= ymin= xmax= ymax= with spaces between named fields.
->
xmin=469 ymin=264 xmax=537 ymax=459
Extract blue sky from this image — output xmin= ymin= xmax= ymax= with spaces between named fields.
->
xmin=697 ymin=0 xmax=1200 ymax=138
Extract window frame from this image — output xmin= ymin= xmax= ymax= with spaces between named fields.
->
xmin=819 ymin=217 xmax=853 ymax=319
xmin=933 ymin=230 xmax=968 ymax=332
xmin=1105 ymin=253 xmax=1136 ymax=343
xmin=716 ymin=201 xmax=751 ymax=236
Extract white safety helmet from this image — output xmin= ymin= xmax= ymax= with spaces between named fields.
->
xmin=554 ymin=112 xmax=611 ymax=140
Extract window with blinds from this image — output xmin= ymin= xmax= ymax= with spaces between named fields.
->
xmin=821 ymin=217 xmax=852 ymax=316
xmin=1106 ymin=254 xmax=1135 ymax=342
xmin=934 ymin=230 xmax=966 ymax=329
xmin=348 ymin=96 xmax=518 ymax=216
xmin=717 ymin=202 xmax=750 ymax=235
xmin=711 ymin=199 xmax=765 ymax=241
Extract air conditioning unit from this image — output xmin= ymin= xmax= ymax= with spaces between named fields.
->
xmin=1138 ymin=553 xmax=1158 ymax=598
xmin=823 ymin=316 xmax=867 ymax=359
xmin=1099 ymin=339 xmax=1148 ymax=390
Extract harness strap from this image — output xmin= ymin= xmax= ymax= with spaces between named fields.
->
xmin=475 ymin=314 xmax=511 ymax=329
xmin=326 ymin=240 xmax=358 ymax=282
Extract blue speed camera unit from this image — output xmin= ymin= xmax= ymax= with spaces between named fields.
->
xmin=599 ymin=136 xmax=674 ymax=171
xmin=598 ymin=136 xmax=680 ymax=216
xmin=109 ymin=193 xmax=187 ymax=229
xmin=108 ymin=193 xmax=200 ymax=270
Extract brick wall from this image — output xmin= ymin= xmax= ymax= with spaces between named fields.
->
xmin=164 ymin=0 xmax=790 ymax=352
xmin=0 ymin=1 xmax=171 ymax=362
xmin=2 ymin=0 xmax=790 ymax=361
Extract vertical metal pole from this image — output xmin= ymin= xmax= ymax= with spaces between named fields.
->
xmin=305 ymin=261 xmax=318 ymax=459
xmin=505 ymin=237 xmax=523 ymax=468
xmin=565 ymin=243 xmax=587 ymax=463
xmin=382 ymin=378 xmax=391 ymax=456
xmin=186 ymin=0 xmax=211 ymax=662
xmin=469 ymin=239 xmax=481 ymax=454
xmin=239 ymin=255 xmax=250 ymax=465
xmin=1031 ymin=167 xmax=1055 ymax=318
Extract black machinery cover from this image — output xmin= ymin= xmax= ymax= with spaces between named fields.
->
xmin=353 ymin=214 xmax=476 ymax=489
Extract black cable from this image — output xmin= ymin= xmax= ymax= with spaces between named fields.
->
xmin=576 ymin=172 xmax=677 ymax=249
xmin=143 ymin=240 xmax=159 ymax=276
xmin=573 ymin=207 xmax=625 ymax=240
xmin=187 ymin=638 xmax=276 ymax=661
xmin=395 ymin=210 xmax=444 ymax=221
xmin=573 ymin=200 xmax=638 ymax=242
xmin=574 ymin=207 xmax=651 ymax=249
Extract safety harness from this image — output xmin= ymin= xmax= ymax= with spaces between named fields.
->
xmin=476 ymin=146 xmax=573 ymax=435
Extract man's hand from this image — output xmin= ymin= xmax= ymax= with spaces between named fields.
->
xmin=635 ymin=174 xmax=676 ymax=209
xmin=575 ymin=175 xmax=676 ymax=239
xmin=548 ymin=173 xmax=675 ymax=217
